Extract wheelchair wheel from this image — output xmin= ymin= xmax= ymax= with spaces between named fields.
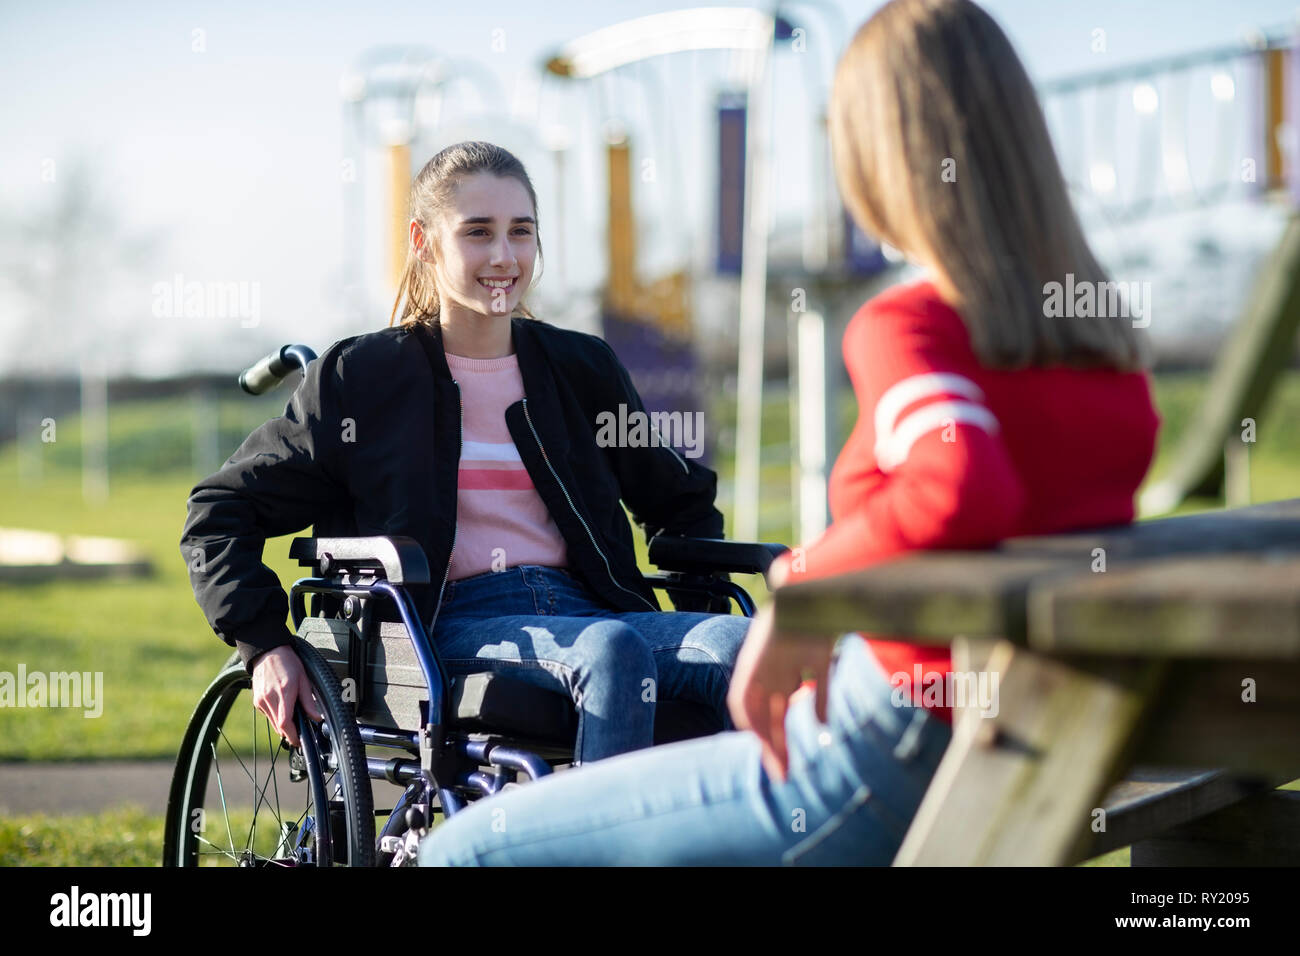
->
xmin=163 ymin=637 xmax=375 ymax=867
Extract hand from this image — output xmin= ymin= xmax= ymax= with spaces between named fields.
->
xmin=726 ymin=603 xmax=835 ymax=783
xmin=765 ymin=553 xmax=791 ymax=588
xmin=251 ymin=645 xmax=324 ymax=748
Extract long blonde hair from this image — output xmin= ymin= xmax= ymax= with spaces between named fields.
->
xmin=389 ymin=141 xmax=543 ymax=328
xmin=829 ymin=0 xmax=1150 ymax=370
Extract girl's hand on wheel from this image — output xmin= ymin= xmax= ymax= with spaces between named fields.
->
xmin=252 ymin=646 xmax=325 ymax=748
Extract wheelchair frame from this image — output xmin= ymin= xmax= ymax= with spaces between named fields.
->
xmin=166 ymin=532 xmax=786 ymax=867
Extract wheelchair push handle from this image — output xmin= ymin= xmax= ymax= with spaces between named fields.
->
xmin=239 ymin=344 xmax=318 ymax=395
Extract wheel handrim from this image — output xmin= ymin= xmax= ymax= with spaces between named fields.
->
xmin=179 ymin=673 xmax=344 ymax=867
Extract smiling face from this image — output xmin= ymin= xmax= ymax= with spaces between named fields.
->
xmin=422 ymin=171 xmax=538 ymax=322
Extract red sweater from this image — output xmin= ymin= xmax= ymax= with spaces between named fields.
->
xmin=772 ymin=278 xmax=1160 ymax=723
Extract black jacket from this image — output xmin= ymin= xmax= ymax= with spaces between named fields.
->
xmin=180 ymin=317 xmax=725 ymax=671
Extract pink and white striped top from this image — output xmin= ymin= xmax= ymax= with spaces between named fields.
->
xmin=444 ymin=351 xmax=569 ymax=581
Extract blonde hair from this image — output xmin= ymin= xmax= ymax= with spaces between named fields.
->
xmin=829 ymin=0 xmax=1150 ymax=370
xmin=389 ymin=141 xmax=543 ymax=328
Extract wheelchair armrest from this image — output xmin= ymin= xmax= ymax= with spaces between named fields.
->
xmin=289 ymin=536 xmax=430 ymax=585
xmin=648 ymin=536 xmax=789 ymax=576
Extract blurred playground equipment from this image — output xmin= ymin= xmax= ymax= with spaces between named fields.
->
xmin=0 ymin=526 xmax=151 ymax=582
xmin=1035 ymin=27 xmax=1300 ymax=514
xmin=335 ymin=12 xmax=1300 ymax=542
xmin=10 ymin=10 xmax=1300 ymax=540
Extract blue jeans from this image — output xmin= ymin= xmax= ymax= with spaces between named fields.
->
xmin=416 ymin=632 xmax=952 ymax=865
xmin=430 ymin=565 xmax=749 ymax=764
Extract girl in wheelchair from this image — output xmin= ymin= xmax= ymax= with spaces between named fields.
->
xmin=180 ymin=141 xmax=748 ymax=766
xmin=416 ymin=0 xmax=1159 ymax=865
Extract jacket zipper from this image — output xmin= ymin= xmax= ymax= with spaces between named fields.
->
xmin=645 ymin=421 xmax=690 ymax=474
xmin=427 ymin=379 xmax=461 ymax=637
xmin=523 ymin=398 xmax=656 ymax=611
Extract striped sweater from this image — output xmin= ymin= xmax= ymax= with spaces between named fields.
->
xmin=445 ymin=351 xmax=569 ymax=580
xmin=772 ymin=278 xmax=1159 ymax=723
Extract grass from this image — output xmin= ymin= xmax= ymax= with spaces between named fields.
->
xmin=0 ymin=472 xmax=304 ymax=760
xmin=0 ymin=806 xmax=164 ymax=867
xmin=2 ymin=370 xmax=1299 ymax=864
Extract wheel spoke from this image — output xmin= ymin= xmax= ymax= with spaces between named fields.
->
xmin=264 ymin=717 xmax=285 ymax=830
xmin=216 ymin=725 xmax=259 ymax=790
xmin=212 ymin=712 xmax=272 ymax=856
xmin=208 ymin=741 xmax=238 ymax=860
xmin=195 ymin=834 xmax=241 ymax=864
xmin=251 ymin=694 xmax=258 ymax=855
xmin=245 ymin=720 xmax=288 ymax=853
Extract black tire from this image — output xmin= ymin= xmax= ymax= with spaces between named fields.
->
xmin=163 ymin=637 xmax=375 ymax=866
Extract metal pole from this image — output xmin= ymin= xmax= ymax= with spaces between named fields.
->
xmin=733 ymin=35 xmax=774 ymax=542
xmin=342 ymin=96 xmax=366 ymax=324
xmin=553 ymin=140 xmax=568 ymax=301
xmin=192 ymin=385 xmax=220 ymax=477
xmin=80 ymin=357 xmax=108 ymax=503
xmin=17 ymin=406 xmax=41 ymax=486
xmin=796 ymin=308 xmax=829 ymax=540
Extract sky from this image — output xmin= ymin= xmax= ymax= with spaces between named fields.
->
xmin=1 ymin=0 xmax=1297 ymax=377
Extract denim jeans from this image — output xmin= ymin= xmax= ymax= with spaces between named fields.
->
xmin=417 ymin=631 xmax=952 ymax=866
xmin=430 ymin=565 xmax=749 ymax=764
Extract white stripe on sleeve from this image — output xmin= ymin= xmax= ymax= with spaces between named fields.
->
xmin=876 ymin=401 xmax=1000 ymax=472
xmin=874 ymin=373 xmax=985 ymax=448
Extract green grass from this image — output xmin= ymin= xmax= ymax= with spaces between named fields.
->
xmin=2 ymin=371 xmax=1300 ymax=865
xmin=1079 ymin=847 xmax=1130 ymax=867
xmin=0 ymin=472 xmax=305 ymax=760
xmin=0 ymin=806 xmax=164 ymax=866
xmin=1146 ymin=371 xmax=1300 ymax=514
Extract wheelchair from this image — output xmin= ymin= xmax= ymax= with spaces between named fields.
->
xmin=161 ymin=345 xmax=788 ymax=867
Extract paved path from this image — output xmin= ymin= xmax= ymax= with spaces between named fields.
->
xmin=0 ymin=760 xmax=411 ymax=817
xmin=0 ymin=761 xmax=174 ymax=816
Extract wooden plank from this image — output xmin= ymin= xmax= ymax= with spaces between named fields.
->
xmin=949 ymin=636 xmax=1000 ymax=731
xmin=893 ymin=643 xmax=1164 ymax=865
xmin=776 ymin=499 xmax=1300 ymax=643
xmin=1131 ymin=789 xmax=1300 ymax=866
xmin=1002 ymin=497 xmax=1300 ymax=558
xmin=1028 ymin=555 xmax=1300 ymax=658
xmin=1130 ymin=659 xmax=1300 ymax=781
xmin=776 ymin=555 xmax=1068 ymax=643
xmin=1086 ymin=768 xmax=1276 ymax=858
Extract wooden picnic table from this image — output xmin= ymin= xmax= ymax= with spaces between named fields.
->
xmin=773 ymin=497 xmax=1300 ymax=865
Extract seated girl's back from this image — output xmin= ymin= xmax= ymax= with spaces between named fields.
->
xmin=791 ymin=278 xmax=1158 ymax=583
xmin=838 ymin=277 xmax=1158 ymax=547
xmin=785 ymin=276 xmax=1159 ymax=723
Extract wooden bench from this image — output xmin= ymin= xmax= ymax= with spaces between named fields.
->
xmin=773 ymin=497 xmax=1300 ymax=865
